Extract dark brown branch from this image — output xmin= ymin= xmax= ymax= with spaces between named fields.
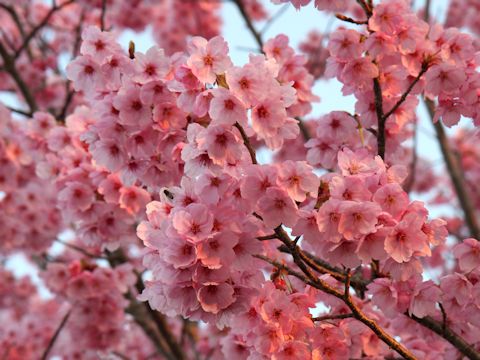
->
xmin=41 ymin=309 xmax=72 ymax=360
xmin=100 ymin=0 xmax=107 ymax=31
xmin=373 ymin=77 xmax=386 ymax=159
xmin=425 ymin=99 xmax=480 ymax=240
xmin=235 ymin=122 xmax=257 ymax=164
xmin=0 ymin=41 xmax=37 ymax=113
xmin=313 ymin=313 xmax=354 ymax=322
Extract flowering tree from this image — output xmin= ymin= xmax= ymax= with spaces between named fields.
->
xmin=1 ymin=0 xmax=480 ymax=359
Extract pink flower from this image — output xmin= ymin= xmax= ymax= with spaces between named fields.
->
xmin=92 ymin=139 xmax=128 ymax=172
xmin=119 ymin=186 xmax=151 ymax=215
xmin=338 ymin=201 xmax=381 ymax=240
xmin=58 ymin=181 xmax=95 ymax=212
xmin=341 ymin=57 xmax=379 ymax=91
xmin=257 ymin=187 xmax=298 ymax=229
xmin=409 ymin=281 xmax=441 ymax=318
xmin=241 ymin=165 xmax=278 ymax=203
xmin=369 ymin=1 xmax=408 ymax=35
xmin=197 ymin=283 xmax=235 ymax=314
xmin=163 ymin=237 xmax=197 ymax=269
xmin=273 ymin=341 xmax=311 ymax=360
xmin=197 ymin=125 xmax=243 ymax=165
xmin=329 ymin=175 xmax=371 ymax=202
xmin=66 ymin=55 xmax=103 ymax=93
xmin=373 ymin=183 xmax=409 ymax=219
xmin=368 ymin=278 xmax=399 ymax=317
xmin=384 ymin=213 xmax=429 ymax=263
xmin=172 ymin=203 xmax=213 ymax=242
xmin=316 ymin=199 xmax=343 ymax=243
xmin=133 ymin=46 xmax=170 ymax=83
xmin=440 ymin=273 xmax=472 ymax=307
xmin=197 ymin=231 xmax=239 ymax=269
xmin=226 ymin=65 xmax=269 ymax=107
xmin=209 ymin=88 xmax=248 ymax=126
xmin=277 ymin=160 xmax=318 ymax=202
xmin=251 ymin=97 xmax=288 ymax=138
xmin=187 ymin=36 xmax=233 ymax=83
xmin=113 ymin=84 xmax=152 ymax=128
xmin=80 ymin=26 xmax=121 ymax=61
xmin=453 ymin=238 xmax=480 ymax=273
xmin=425 ymin=63 xmax=466 ymax=96
xmin=328 ymin=29 xmax=363 ymax=61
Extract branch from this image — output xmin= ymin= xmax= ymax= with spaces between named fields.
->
xmin=0 ymin=41 xmax=37 ymax=113
xmin=41 ymin=309 xmax=72 ymax=360
xmin=106 ymin=250 xmax=186 ymax=360
xmin=425 ymin=99 xmax=480 ymax=239
xmin=270 ymin=227 xmax=417 ymax=360
xmin=335 ymin=13 xmax=368 ymax=25
xmin=313 ymin=313 xmax=354 ymax=322
xmin=100 ymin=0 xmax=107 ymax=31
xmin=373 ymin=77 xmax=386 ymax=159
xmin=234 ymin=122 xmax=257 ymax=164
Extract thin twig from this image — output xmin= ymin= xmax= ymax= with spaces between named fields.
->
xmin=231 ymin=0 xmax=263 ymax=51
xmin=383 ymin=63 xmax=429 ymax=121
xmin=0 ymin=41 xmax=38 ymax=113
xmin=234 ymin=122 xmax=257 ymax=164
xmin=41 ymin=309 xmax=72 ymax=360
xmin=100 ymin=0 xmax=107 ymax=31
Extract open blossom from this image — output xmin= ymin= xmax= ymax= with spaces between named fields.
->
xmin=172 ymin=203 xmax=213 ymax=241
xmin=384 ymin=213 xmax=430 ymax=263
xmin=66 ymin=55 xmax=103 ymax=93
xmin=209 ymin=88 xmax=248 ymax=126
xmin=257 ymin=187 xmax=298 ymax=228
xmin=453 ymin=238 xmax=480 ymax=273
xmin=277 ymin=160 xmax=318 ymax=202
xmin=338 ymin=201 xmax=381 ymax=240
xmin=133 ymin=46 xmax=170 ymax=83
xmin=187 ymin=36 xmax=233 ymax=83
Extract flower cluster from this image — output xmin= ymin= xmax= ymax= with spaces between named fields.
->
xmin=0 ymin=107 xmax=62 ymax=254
